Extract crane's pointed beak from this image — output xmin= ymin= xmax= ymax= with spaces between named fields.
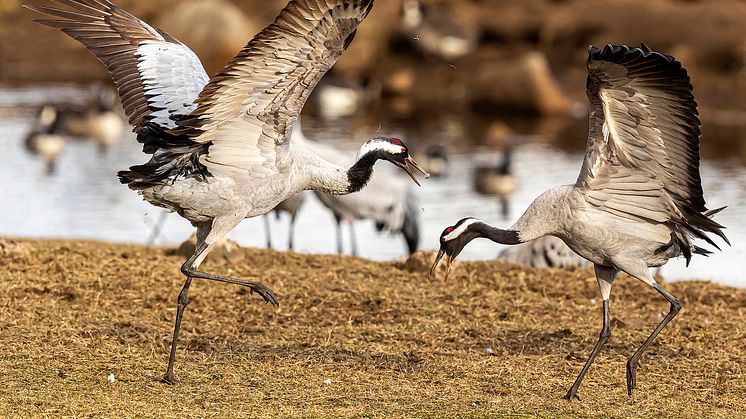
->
xmin=399 ymin=156 xmax=429 ymax=186
xmin=430 ymin=248 xmax=453 ymax=280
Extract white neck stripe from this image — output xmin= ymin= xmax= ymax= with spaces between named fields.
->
xmin=444 ymin=218 xmax=482 ymax=241
xmin=356 ymin=140 xmax=405 ymax=161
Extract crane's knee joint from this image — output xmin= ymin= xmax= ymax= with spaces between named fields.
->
xmin=670 ymin=299 xmax=683 ymax=314
xmin=180 ymin=264 xmax=195 ymax=277
xmin=178 ymin=290 xmax=190 ymax=307
xmin=599 ymin=328 xmax=611 ymax=342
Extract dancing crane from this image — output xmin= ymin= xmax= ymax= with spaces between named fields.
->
xmin=28 ymin=0 xmax=428 ymax=384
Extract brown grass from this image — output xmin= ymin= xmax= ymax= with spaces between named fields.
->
xmin=1 ymin=239 xmax=744 ymax=417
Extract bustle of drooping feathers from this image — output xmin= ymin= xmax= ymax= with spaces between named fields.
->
xmin=117 ymin=122 xmax=210 ymax=188
xmin=588 ymin=44 xmax=729 ymax=263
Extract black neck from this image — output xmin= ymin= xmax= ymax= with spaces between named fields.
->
xmin=475 ymin=222 xmax=522 ymax=245
xmin=346 ymin=151 xmax=382 ymax=193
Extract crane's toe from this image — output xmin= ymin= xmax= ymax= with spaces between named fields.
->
xmin=250 ymin=282 xmax=280 ymax=307
xmin=561 ymin=388 xmax=581 ymax=401
xmin=626 ymin=360 xmax=638 ymax=396
xmin=161 ymin=373 xmax=177 ymax=385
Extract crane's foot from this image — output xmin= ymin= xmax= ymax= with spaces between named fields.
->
xmin=247 ymin=281 xmax=279 ymax=307
xmin=626 ymin=358 xmax=638 ymax=396
xmin=561 ymin=387 xmax=581 ymax=401
xmin=161 ymin=372 xmax=176 ymax=385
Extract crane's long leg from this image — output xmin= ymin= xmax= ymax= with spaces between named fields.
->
xmin=264 ymin=214 xmax=273 ymax=249
xmin=162 ymin=223 xmax=209 ymax=385
xmin=626 ymin=279 xmax=682 ymax=396
xmin=288 ymin=212 xmax=297 ymax=250
xmin=563 ymin=265 xmax=618 ymax=400
xmin=335 ymin=214 xmax=344 ymax=254
xmin=349 ymin=221 xmax=358 ymax=257
xmin=162 ymin=220 xmax=278 ymax=385
xmin=146 ymin=210 xmax=169 ymax=246
xmin=162 ymin=275 xmax=192 ymax=384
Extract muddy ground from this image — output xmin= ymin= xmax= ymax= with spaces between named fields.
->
xmin=1 ymin=239 xmax=744 ymax=416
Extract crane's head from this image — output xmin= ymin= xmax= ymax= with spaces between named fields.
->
xmin=357 ymin=137 xmax=429 ymax=185
xmin=430 ymin=217 xmax=483 ymax=279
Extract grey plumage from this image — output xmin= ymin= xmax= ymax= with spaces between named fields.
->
xmin=27 ymin=0 xmax=429 ymax=385
xmin=432 ymin=44 xmax=729 ymax=400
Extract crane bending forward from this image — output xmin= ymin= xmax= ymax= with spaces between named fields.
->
xmin=28 ymin=0 xmax=429 ymax=384
xmin=431 ymin=44 xmax=728 ymax=399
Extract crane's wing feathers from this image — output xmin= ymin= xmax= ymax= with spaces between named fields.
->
xmin=577 ymin=44 xmax=727 ymax=260
xmin=170 ymin=0 xmax=375 ymax=177
xmin=25 ymin=0 xmax=210 ymax=132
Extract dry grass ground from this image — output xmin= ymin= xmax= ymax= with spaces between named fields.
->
xmin=1 ymin=239 xmax=744 ymax=417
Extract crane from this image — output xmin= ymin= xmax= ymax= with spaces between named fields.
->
xmin=431 ymin=44 xmax=728 ymax=399
xmin=28 ymin=0 xmax=428 ymax=384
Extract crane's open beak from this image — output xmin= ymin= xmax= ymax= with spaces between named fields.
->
xmin=398 ymin=156 xmax=429 ymax=186
xmin=430 ymin=248 xmax=453 ymax=280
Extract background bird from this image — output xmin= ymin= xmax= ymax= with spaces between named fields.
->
xmin=28 ymin=0 xmax=428 ymax=385
xmin=431 ymin=44 xmax=728 ymax=400
xmin=474 ymin=145 xmax=517 ymax=219
xmin=23 ymin=105 xmax=66 ymax=175
xmin=293 ymin=122 xmax=423 ymax=256
xmin=400 ymin=0 xmax=478 ymax=61
xmin=414 ymin=144 xmax=448 ymax=178
xmin=63 ymin=85 xmax=126 ymax=152
xmin=264 ymin=192 xmax=307 ymax=250
xmin=499 ymin=236 xmax=590 ymax=269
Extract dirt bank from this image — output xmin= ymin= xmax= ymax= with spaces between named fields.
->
xmin=0 ymin=239 xmax=744 ymax=416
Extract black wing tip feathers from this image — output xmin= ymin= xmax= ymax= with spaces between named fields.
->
xmin=704 ymin=206 xmax=731 ymax=246
xmin=588 ymin=43 xmax=678 ymax=66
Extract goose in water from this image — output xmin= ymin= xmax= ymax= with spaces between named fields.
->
xmin=24 ymin=105 xmax=66 ymax=175
xmin=400 ymin=0 xmax=477 ymax=61
xmin=414 ymin=144 xmax=448 ymax=179
xmin=431 ymin=44 xmax=729 ymax=399
xmin=474 ymin=145 xmax=517 ymax=219
xmin=28 ymin=0 xmax=428 ymax=384
xmin=63 ymin=85 xmax=126 ymax=151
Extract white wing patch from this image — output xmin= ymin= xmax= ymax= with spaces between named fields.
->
xmin=136 ymin=41 xmax=210 ymax=129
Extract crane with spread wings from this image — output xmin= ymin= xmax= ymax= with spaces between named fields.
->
xmin=432 ymin=44 xmax=729 ymax=399
xmin=27 ymin=0 xmax=429 ymax=384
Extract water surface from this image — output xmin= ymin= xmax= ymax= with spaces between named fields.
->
xmin=1 ymin=87 xmax=743 ymax=287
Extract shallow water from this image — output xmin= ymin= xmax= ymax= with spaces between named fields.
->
xmin=1 ymin=87 xmax=744 ymax=287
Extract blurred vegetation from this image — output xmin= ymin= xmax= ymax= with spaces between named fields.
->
xmin=3 ymin=0 xmax=746 ymax=120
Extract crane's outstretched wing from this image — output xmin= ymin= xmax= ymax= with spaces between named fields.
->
xmin=25 ymin=0 xmax=210 ymax=132
xmin=170 ymin=0 xmax=374 ymax=178
xmin=577 ymin=44 xmax=727 ymax=260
